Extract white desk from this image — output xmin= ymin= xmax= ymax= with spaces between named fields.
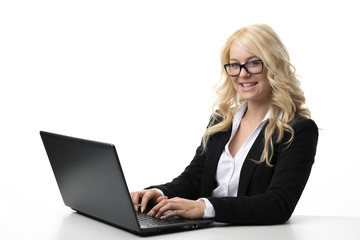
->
xmin=56 ymin=214 xmax=360 ymax=240
xmin=3 ymin=206 xmax=359 ymax=240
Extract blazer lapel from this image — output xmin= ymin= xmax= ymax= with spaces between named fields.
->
xmin=237 ymin=123 xmax=267 ymax=196
xmin=200 ymin=129 xmax=231 ymax=197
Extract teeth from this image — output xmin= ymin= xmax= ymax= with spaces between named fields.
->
xmin=242 ymin=83 xmax=257 ymax=87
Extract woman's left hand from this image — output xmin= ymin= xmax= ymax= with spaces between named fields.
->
xmin=147 ymin=197 xmax=206 ymax=219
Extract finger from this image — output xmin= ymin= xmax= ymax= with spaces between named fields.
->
xmin=155 ymin=202 xmax=178 ymax=218
xmin=148 ymin=199 xmax=167 ymax=217
xmin=140 ymin=191 xmax=153 ymax=213
xmin=160 ymin=210 xmax=181 ymax=219
xmin=155 ymin=195 xmax=168 ymax=204
xmin=130 ymin=192 xmax=141 ymax=212
xmin=154 ymin=197 xmax=182 ymax=217
xmin=140 ymin=190 xmax=162 ymax=213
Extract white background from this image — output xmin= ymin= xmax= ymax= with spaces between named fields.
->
xmin=1 ymin=1 xmax=360 ymax=235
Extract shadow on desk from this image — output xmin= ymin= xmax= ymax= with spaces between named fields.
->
xmin=55 ymin=212 xmax=135 ymax=239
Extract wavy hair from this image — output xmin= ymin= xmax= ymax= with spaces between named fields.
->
xmin=202 ymin=24 xmax=311 ymax=166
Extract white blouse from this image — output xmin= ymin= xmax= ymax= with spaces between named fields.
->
xmin=201 ymin=102 xmax=271 ymax=218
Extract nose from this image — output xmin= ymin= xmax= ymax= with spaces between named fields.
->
xmin=239 ymin=66 xmax=251 ymax=78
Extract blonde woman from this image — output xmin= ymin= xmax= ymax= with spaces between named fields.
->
xmin=131 ymin=24 xmax=318 ymax=225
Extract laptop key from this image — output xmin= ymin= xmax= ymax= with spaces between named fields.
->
xmin=136 ymin=212 xmax=192 ymax=227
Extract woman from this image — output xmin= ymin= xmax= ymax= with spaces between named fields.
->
xmin=130 ymin=24 xmax=318 ymax=225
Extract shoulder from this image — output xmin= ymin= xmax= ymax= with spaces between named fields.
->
xmin=207 ymin=110 xmax=224 ymax=128
xmin=204 ymin=111 xmax=232 ymax=145
xmin=273 ymin=113 xmax=318 ymax=151
xmin=207 ymin=107 xmax=237 ymax=128
xmin=271 ymin=114 xmax=319 ymax=166
xmin=289 ymin=114 xmax=318 ymax=135
xmin=280 ymin=114 xmax=319 ymax=152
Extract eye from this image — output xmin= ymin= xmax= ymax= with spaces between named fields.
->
xmin=229 ymin=63 xmax=240 ymax=68
xmin=247 ymin=60 xmax=261 ymax=67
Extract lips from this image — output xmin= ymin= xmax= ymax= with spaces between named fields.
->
xmin=240 ymin=82 xmax=258 ymax=88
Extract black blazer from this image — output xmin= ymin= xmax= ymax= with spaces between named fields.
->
xmin=150 ymin=114 xmax=318 ymax=225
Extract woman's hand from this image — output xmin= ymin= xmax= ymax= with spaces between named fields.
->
xmin=130 ymin=189 xmax=167 ymax=213
xmin=148 ymin=197 xmax=206 ymax=219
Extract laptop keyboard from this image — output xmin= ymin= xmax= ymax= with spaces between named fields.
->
xmin=136 ymin=212 xmax=192 ymax=227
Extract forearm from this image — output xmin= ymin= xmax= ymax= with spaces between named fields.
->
xmin=208 ymin=191 xmax=294 ymax=225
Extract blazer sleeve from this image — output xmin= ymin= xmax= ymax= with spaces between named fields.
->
xmin=207 ymin=117 xmax=318 ymax=225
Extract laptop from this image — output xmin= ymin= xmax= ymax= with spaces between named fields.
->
xmin=40 ymin=131 xmax=214 ymax=235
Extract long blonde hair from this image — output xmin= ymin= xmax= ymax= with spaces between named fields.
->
xmin=202 ymin=24 xmax=310 ymax=166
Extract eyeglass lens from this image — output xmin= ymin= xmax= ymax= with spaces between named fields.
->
xmin=225 ymin=60 xmax=263 ymax=76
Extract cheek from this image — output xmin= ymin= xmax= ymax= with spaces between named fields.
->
xmin=263 ymin=80 xmax=273 ymax=98
xmin=257 ymin=72 xmax=271 ymax=90
xmin=230 ymin=77 xmax=238 ymax=87
xmin=256 ymin=75 xmax=272 ymax=95
xmin=264 ymin=79 xmax=272 ymax=90
xmin=261 ymin=79 xmax=272 ymax=93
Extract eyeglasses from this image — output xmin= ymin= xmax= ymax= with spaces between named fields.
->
xmin=224 ymin=60 xmax=264 ymax=77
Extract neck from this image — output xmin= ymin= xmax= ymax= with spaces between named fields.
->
xmin=244 ymin=100 xmax=270 ymax=123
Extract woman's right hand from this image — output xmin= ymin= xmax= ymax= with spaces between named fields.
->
xmin=130 ymin=189 xmax=168 ymax=213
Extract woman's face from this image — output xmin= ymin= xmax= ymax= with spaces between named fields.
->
xmin=229 ymin=41 xmax=272 ymax=105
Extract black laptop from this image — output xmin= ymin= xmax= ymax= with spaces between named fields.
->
xmin=40 ymin=131 xmax=213 ymax=235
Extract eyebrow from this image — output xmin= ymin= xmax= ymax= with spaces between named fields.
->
xmin=229 ymin=56 xmax=259 ymax=63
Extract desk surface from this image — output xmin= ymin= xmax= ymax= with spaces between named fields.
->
xmin=3 ymin=206 xmax=360 ymax=240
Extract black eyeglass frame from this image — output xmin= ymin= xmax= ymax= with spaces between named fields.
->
xmin=224 ymin=60 xmax=264 ymax=77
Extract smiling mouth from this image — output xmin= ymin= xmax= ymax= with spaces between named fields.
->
xmin=240 ymin=82 xmax=258 ymax=87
